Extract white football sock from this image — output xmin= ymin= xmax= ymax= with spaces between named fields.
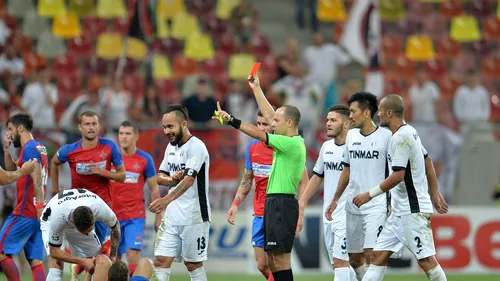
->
xmin=189 ymin=266 xmax=208 ymax=281
xmin=425 ymin=265 xmax=447 ymax=281
xmin=361 ymin=265 xmax=386 ymax=281
xmin=334 ymin=267 xmax=350 ymax=281
xmin=354 ymin=264 xmax=367 ymax=281
xmin=47 ymin=268 xmax=63 ymax=281
xmin=153 ymin=267 xmax=171 ymax=281
xmin=349 ymin=266 xmax=357 ymax=281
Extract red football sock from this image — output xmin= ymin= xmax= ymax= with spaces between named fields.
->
xmin=265 ymin=271 xmax=274 ymax=281
xmin=100 ymin=240 xmax=111 ymax=257
xmin=0 ymin=257 xmax=21 ymax=281
xmin=74 ymin=264 xmax=84 ymax=275
xmin=31 ymin=264 xmax=46 ymax=281
xmin=128 ymin=264 xmax=138 ymax=277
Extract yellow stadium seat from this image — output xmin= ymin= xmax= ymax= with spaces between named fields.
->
xmin=497 ymin=0 xmax=500 ymax=19
xmin=229 ymin=53 xmax=256 ymax=80
xmin=317 ymin=0 xmax=347 ymax=22
xmin=52 ymin=13 xmax=81 ymax=38
xmin=68 ymin=0 xmax=94 ymax=17
xmin=38 ymin=0 xmax=67 ymax=17
xmin=184 ymin=33 xmax=215 ymax=62
xmin=450 ymin=15 xmax=481 ymax=42
xmin=126 ymin=38 xmax=147 ymax=61
xmin=96 ymin=33 xmax=123 ymax=60
xmin=156 ymin=0 xmax=185 ymax=20
xmin=379 ymin=0 xmax=405 ymax=22
xmin=405 ymin=35 xmax=435 ymax=61
xmin=152 ymin=54 xmax=173 ymax=79
xmin=171 ymin=13 xmax=200 ymax=40
xmin=216 ymin=0 xmax=241 ymax=20
xmin=420 ymin=0 xmax=446 ymax=2
xmin=156 ymin=17 xmax=170 ymax=39
xmin=96 ymin=0 xmax=127 ymax=18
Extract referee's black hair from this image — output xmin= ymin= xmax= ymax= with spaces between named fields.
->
xmin=328 ymin=104 xmax=350 ymax=120
xmin=73 ymin=206 xmax=94 ymax=233
xmin=164 ymin=104 xmax=189 ymax=122
xmin=108 ymin=261 xmax=129 ymax=281
xmin=6 ymin=113 xmax=34 ymax=132
xmin=348 ymin=92 xmax=378 ymax=118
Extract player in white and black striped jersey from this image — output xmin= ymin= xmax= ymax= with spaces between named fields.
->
xmin=353 ymin=94 xmax=449 ymax=281
xmin=325 ymin=92 xmax=392 ymax=281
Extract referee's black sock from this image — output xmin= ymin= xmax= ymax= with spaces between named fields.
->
xmin=275 ymin=269 xmax=293 ymax=281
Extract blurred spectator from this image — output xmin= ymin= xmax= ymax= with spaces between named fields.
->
xmin=271 ymin=62 xmax=322 ymax=145
xmin=278 ymin=38 xmax=299 ymax=79
xmin=0 ymin=44 xmax=24 ymax=76
xmin=409 ymin=69 xmax=440 ymax=123
xmin=21 ymin=69 xmax=58 ymax=130
xmin=182 ymin=78 xmax=217 ymax=125
xmin=100 ymin=77 xmax=132 ymax=132
xmin=0 ymin=19 xmax=11 ymax=46
xmin=303 ymin=32 xmax=350 ymax=88
xmin=60 ymin=89 xmax=104 ymax=143
xmin=296 ymin=0 xmax=319 ymax=31
xmin=340 ymin=79 xmax=362 ymax=104
xmin=230 ymin=0 xmax=258 ymax=44
xmin=139 ymin=84 xmax=163 ymax=122
xmin=453 ymin=70 xmax=491 ymax=125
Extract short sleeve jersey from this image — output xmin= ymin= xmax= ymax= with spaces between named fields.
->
xmin=265 ymin=134 xmax=306 ymax=195
xmin=341 ymin=127 xmax=392 ymax=215
xmin=313 ymin=140 xmax=347 ymax=223
xmin=159 ymin=137 xmax=211 ymax=225
xmin=245 ymin=139 xmax=274 ymax=216
xmin=388 ymin=124 xmax=433 ymax=216
xmin=47 ymin=189 xmax=118 ymax=247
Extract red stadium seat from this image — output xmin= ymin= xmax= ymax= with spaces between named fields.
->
xmin=394 ymin=20 xmax=418 ymax=38
xmin=213 ymin=76 xmax=229 ymax=97
xmin=67 ymin=34 xmax=94 ymax=58
xmin=188 ymin=0 xmax=215 ymax=18
xmin=112 ymin=58 xmax=138 ymax=75
xmin=384 ymin=78 xmax=402 ymax=95
xmin=438 ymin=76 xmax=461 ymax=98
xmin=154 ymin=79 xmax=179 ymax=102
xmin=23 ymin=52 xmax=47 ymax=77
xmin=57 ymin=73 xmax=82 ymax=97
xmin=482 ymin=56 xmax=500 ymax=79
xmin=83 ymin=57 xmax=109 ymax=76
xmin=260 ymin=54 xmax=279 ymax=83
xmin=393 ymin=55 xmax=416 ymax=81
xmin=423 ymin=58 xmax=447 ymax=80
xmin=490 ymin=93 xmax=500 ymax=122
xmin=422 ymin=14 xmax=447 ymax=41
xmin=470 ymin=0 xmax=493 ymax=19
xmin=203 ymin=14 xmax=228 ymax=37
xmin=407 ymin=1 xmax=433 ymax=23
xmin=250 ymin=33 xmax=271 ymax=58
xmin=151 ymin=38 xmax=182 ymax=58
xmin=469 ymin=40 xmax=493 ymax=56
xmin=439 ymin=0 xmax=464 ymax=20
xmin=199 ymin=52 xmax=227 ymax=77
xmin=113 ymin=17 xmax=129 ymax=34
xmin=12 ymin=35 xmax=33 ymax=55
xmin=172 ymin=53 xmax=198 ymax=79
xmin=52 ymin=54 xmax=79 ymax=77
xmin=82 ymin=16 xmax=108 ymax=39
xmin=381 ymin=35 xmax=403 ymax=59
xmin=450 ymin=52 xmax=476 ymax=78
xmin=437 ymin=37 xmax=462 ymax=59
xmin=216 ymin=32 xmax=235 ymax=57
xmin=483 ymin=17 xmax=500 ymax=41
xmin=122 ymin=74 xmax=145 ymax=97
xmin=1 ymin=15 xmax=17 ymax=31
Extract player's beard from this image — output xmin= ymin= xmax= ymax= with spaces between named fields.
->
xmin=169 ymin=127 xmax=184 ymax=146
xmin=12 ymin=132 xmax=21 ymax=148
xmin=83 ymin=134 xmax=97 ymax=141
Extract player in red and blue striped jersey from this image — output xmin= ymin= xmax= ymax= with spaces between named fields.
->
xmin=111 ymin=121 xmax=162 ymax=276
xmin=50 ymin=111 xmax=126 ymax=245
xmin=0 ymin=113 xmax=48 ymax=281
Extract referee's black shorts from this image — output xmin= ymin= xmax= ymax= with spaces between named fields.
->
xmin=263 ymin=194 xmax=298 ymax=253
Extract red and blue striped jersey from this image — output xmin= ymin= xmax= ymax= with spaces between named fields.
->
xmin=245 ymin=139 xmax=273 ymax=217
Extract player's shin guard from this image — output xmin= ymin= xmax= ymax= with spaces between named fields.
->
xmin=361 ymin=265 xmax=386 ymax=281
xmin=31 ymin=264 xmax=46 ymax=281
xmin=354 ymin=264 xmax=367 ymax=281
xmin=334 ymin=267 xmax=350 ymax=281
xmin=153 ymin=267 xmax=171 ymax=281
xmin=47 ymin=268 xmax=63 ymax=281
xmin=425 ymin=265 xmax=447 ymax=281
xmin=188 ymin=267 xmax=208 ymax=281
xmin=0 ymin=257 xmax=21 ymax=281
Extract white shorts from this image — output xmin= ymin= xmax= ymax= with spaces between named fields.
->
xmin=154 ymin=221 xmax=210 ymax=263
xmin=324 ymin=221 xmax=349 ymax=264
xmin=375 ymin=213 xmax=436 ymax=260
xmin=346 ymin=212 xmax=387 ymax=253
xmin=41 ymin=221 xmax=101 ymax=258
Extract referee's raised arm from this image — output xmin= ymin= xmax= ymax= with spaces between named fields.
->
xmin=247 ymin=75 xmax=275 ymax=122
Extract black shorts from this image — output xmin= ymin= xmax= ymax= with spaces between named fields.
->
xmin=263 ymin=194 xmax=298 ymax=253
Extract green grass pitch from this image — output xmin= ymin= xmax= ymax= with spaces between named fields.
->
xmin=17 ymin=273 xmax=500 ymax=281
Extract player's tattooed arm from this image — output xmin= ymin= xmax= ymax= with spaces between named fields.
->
xmin=32 ymin=161 xmax=44 ymax=206
xmin=51 ymin=156 xmax=63 ymax=197
xmin=233 ymin=169 xmax=254 ymax=205
xmin=157 ymin=171 xmax=183 ymax=187
xmin=149 ymin=175 xmax=195 ymax=214
xmin=109 ymin=221 xmax=121 ymax=260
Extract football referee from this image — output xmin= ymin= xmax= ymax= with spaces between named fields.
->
xmin=214 ymin=75 xmax=307 ymax=281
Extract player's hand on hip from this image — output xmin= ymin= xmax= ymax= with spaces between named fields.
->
xmin=3 ymin=132 xmax=12 ymax=151
xmin=325 ymin=200 xmax=338 ymax=221
xmin=295 ymin=216 xmax=304 ymax=238
xmin=20 ymin=158 xmax=38 ymax=175
xmin=149 ymin=197 xmax=169 ymax=214
xmin=353 ymin=192 xmax=371 ymax=208
xmin=247 ymin=75 xmax=260 ymax=89
xmin=431 ymin=191 xmax=449 ymax=214
xmin=227 ymin=205 xmax=238 ymax=225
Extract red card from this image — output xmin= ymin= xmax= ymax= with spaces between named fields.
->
xmin=249 ymin=62 xmax=261 ymax=75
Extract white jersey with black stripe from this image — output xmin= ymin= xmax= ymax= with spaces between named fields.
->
xmin=159 ymin=136 xmax=211 ymax=225
xmin=387 ymin=124 xmax=433 ymax=216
